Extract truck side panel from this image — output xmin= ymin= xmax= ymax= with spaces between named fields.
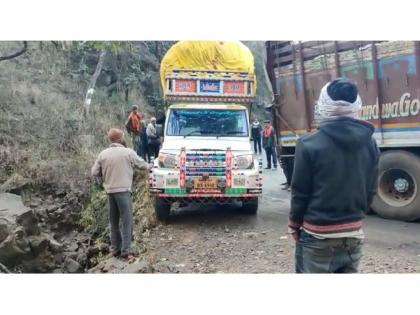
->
xmin=267 ymin=41 xmax=420 ymax=150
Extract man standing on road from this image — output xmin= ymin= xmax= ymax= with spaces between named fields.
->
xmin=288 ymin=79 xmax=379 ymax=273
xmin=251 ymin=117 xmax=262 ymax=155
xmin=280 ymin=156 xmax=294 ymax=191
xmin=262 ymin=120 xmax=277 ymax=170
xmin=125 ymin=105 xmax=142 ymax=152
xmin=91 ymin=128 xmax=151 ymax=259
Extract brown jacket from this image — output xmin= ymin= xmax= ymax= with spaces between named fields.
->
xmin=91 ymin=143 xmax=148 ymax=193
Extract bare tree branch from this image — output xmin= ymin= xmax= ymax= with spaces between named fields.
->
xmin=83 ymin=49 xmax=107 ymax=117
xmin=0 ymin=41 xmax=28 ymax=62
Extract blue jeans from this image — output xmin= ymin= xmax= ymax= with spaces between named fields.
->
xmin=295 ymin=230 xmax=363 ymax=273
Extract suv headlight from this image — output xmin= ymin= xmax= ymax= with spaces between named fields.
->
xmin=158 ymin=153 xmax=178 ymax=169
xmin=235 ymin=154 xmax=254 ymax=169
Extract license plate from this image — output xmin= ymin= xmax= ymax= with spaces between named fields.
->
xmin=166 ymin=178 xmax=179 ymax=186
xmin=233 ymin=177 xmax=246 ymax=186
xmin=194 ymin=178 xmax=218 ymax=189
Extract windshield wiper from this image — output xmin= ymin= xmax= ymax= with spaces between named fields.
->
xmin=182 ymin=130 xmax=201 ymax=137
xmin=225 ymin=131 xmax=247 ymax=135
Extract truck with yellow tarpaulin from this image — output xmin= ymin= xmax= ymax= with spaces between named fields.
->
xmin=149 ymin=41 xmax=262 ymax=220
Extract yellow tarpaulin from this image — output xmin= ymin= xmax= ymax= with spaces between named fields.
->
xmin=160 ymin=41 xmax=256 ymax=96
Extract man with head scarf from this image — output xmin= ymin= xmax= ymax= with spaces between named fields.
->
xmin=288 ymin=78 xmax=379 ymax=273
xmin=91 ymin=128 xmax=151 ymax=259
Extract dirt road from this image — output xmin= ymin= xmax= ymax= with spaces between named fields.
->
xmin=142 ymin=168 xmax=420 ymax=273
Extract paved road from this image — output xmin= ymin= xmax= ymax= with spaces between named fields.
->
xmin=143 ymin=167 xmax=420 ymax=273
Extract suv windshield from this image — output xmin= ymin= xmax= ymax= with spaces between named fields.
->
xmin=166 ymin=108 xmax=248 ymax=137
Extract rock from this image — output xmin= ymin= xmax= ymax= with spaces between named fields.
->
xmin=54 ymin=254 xmax=64 ymax=265
xmin=28 ymin=235 xmax=49 ymax=255
xmin=48 ymin=237 xmax=64 ymax=253
xmin=76 ymin=253 xmax=88 ymax=267
xmin=99 ymin=243 xmax=109 ymax=253
xmin=45 ymin=204 xmax=59 ymax=213
xmin=66 ymin=242 xmax=79 ymax=252
xmin=64 ymin=252 xmax=79 ymax=260
xmin=87 ymin=246 xmax=100 ymax=258
xmin=0 ymin=174 xmax=31 ymax=195
xmin=89 ymin=257 xmax=127 ymax=273
xmin=64 ymin=257 xmax=82 ymax=273
xmin=243 ymin=232 xmax=258 ymax=238
xmin=120 ymin=259 xmax=151 ymax=273
xmin=0 ymin=193 xmax=30 ymax=218
xmin=16 ymin=210 xmax=40 ymax=236
xmin=28 ymin=198 xmax=42 ymax=208
xmin=0 ymin=218 xmax=9 ymax=243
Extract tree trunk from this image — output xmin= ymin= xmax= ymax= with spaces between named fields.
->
xmin=83 ymin=49 xmax=107 ymax=117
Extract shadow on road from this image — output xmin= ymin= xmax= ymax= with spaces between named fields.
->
xmin=167 ymin=202 xmax=256 ymax=226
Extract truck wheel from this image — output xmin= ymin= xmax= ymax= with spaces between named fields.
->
xmin=154 ymin=197 xmax=171 ymax=221
xmin=372 ymin=151 xmax=420 ymax=221
xmin=241 ymin=197 xmax=258 ymax=215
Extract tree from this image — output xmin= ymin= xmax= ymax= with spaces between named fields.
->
xmin=82 ymin=42 xmax=129 ymax=117
xmin=0 ymin=41 xmax=28 ymax=62
xmin=83 ymin=49 xmax=106 ymax=116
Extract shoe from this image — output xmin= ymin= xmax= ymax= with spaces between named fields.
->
xmin=281 ymin=185 xmax=289 ymax=190
xmin=264 ymin=167 xmax=271 ymax=170
xmin=273 ymin=167 xmax=278 ymax=170
xmin=111 ymin=249 xmax=121 ymax=257
xmin=120 ymin=248 xmax=138 ymax=259
xmin=281 ymin=182 xmax=288 ymax=186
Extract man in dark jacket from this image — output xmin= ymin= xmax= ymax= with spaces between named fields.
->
xmin=251 ymin=118 xmax=262 ymax=154
xmin=137 ymin=121 xmax=150 ymax=162
xmin=288 ymin=78 xmax=379 ymax=273
xmin=262 ymin=120 xmax=278 ymax=170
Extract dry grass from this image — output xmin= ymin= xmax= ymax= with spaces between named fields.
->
xmin=0 ymin=42 xmax=156 ymax=241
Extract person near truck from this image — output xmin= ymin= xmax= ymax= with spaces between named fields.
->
xmin=125 ymin=105 xmax=142 ymax=152
xmin=91 ymin=128 xmax=151 ymax=259
xmin=262 ymin=120 xmax=277 ymax=170
xmin=288 ymin=78 xmax=379 ymax=273
xmin=146 ymin=117 xmax=160 ymax=160
xmin=280 ymin=156 xmax=294 ymax=191
xmin=137 ymin=120 xmax=150 ymax=162
xmin=251 ymin=117 xmax=262 ymax=154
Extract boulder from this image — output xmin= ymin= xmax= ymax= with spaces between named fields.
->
xmin=16 ymin=210 xmax=40 ymax=236
xmin=64 ymin=257 xmax=82 ymax=273
xmin=0 ymin=193 xmax=54 ymax=271
xmin=120 ymin=259 xmax=152 ymax=273
xmin=0 ymin=219 xmax=9 ymax=243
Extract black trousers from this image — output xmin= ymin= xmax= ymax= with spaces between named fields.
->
xmin=253 ymin=135 xmax=262 ymax=154
xmin=280 ymin=157 xmax=294 ymax=185
xmin=264 ymin=147 xmax=277 ymax=168
xmin=148 ymin=143 xmax=160 ymax=160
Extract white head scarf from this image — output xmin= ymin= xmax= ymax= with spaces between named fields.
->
xmin=317 ymin=82 xmax=362 ymax=120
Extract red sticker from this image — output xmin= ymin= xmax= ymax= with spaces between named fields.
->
xmin=224 ymin=81 xmax=245 ymax=94
xmin=175 ymin=80 xmax=196 ymax=93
